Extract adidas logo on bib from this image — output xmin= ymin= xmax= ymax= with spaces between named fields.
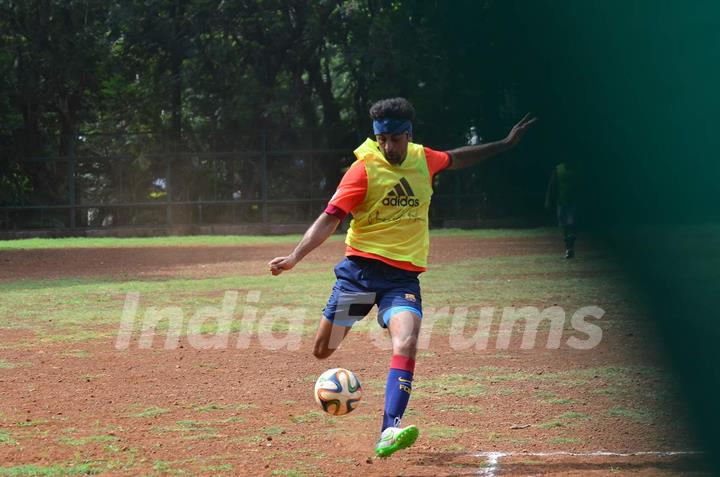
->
xmin=382 ymin=177 xmax=420 ymax=207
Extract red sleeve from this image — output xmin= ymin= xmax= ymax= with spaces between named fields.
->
xmin=324 ymin=160 xmax=368 ymax=220
xmin=424 ymin=147 xmax=452 ymax=176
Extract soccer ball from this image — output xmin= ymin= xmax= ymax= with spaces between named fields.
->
xmin=314 ymin=368 xmax=362 ymax=416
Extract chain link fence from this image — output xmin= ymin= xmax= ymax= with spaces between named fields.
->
xmin=0 ymin=131 xmax=540 ymax=232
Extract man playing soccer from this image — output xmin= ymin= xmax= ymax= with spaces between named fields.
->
xmin=545 ymin=159 xmax=580 ymax=258
xmin=268 ymin=98 xmax=536 ymax=457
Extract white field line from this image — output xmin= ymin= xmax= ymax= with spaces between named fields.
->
xmin=477 ymin=452 xmax=504 ymax=476
xmin=476 ymin=450 xmax=702 ymax=477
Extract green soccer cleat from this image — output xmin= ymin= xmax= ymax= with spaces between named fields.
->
xmin=374 ymin=425 xmax=419 ymax=458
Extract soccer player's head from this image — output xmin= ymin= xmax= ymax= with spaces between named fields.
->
xmin=369 ymin=97 xmax=416 ymax=164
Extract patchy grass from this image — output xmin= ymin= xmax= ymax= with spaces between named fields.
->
xmin=487 ymin=432 xmax=502 ymax=442
xmin=176 ymin=419 xmax=202 ymax=429
xmin=182 ymin=432 xmax=221 ymax=441
xmin=0 ymin=226 xmax=644 ymax=362
xmin=508 ymin=438 xmax=532 ymax=446
xmin=129 ymin=406 xmax=170 ymax=418
xmin=606 ymin=406 xmax=653 ymax=423
xmin=430 ymin=228 xmax=556 ymax=239
xmin=289 ymin=411 xmax=335 ymax=425
xmin=0 ymin=430 xmax=16 ymax=445
xmin=346 ymin=413 xmax=374 ymax=422
xmin=192 ymin=403 xmax=227 ymax=413
xmin=0 ymin=234 xmax=324 ymax=250
xmin=0 ymin=462 xmax=100 ymax=476
xmin=0 ymin=229 xmax=555 ymax=251
xmin=0 ymin=359 xmax=22 ymax=369
xmin=0 ymin=270 xmax=337 ymax=342
xmin=59 ymin=349 xmax=92 ymax=359
xmin=270 ymin=469 xmax=307 ymax=477
xmin=559 ymin=411 xmax=590 ymax=420
xmin=549 ymin=397 xmax=577 ymax=405
xmin=152 ymin=461 xmax=172 ymax=473
xmin=550 ymin=437 xmax=583 ymax=445
xmin=415 ymin=374 xmax=486 ymax=398
xmin=435 ymin=404 xmax=483 ymax=414
xmin=425 ymin=254 xmax=624 ymax=307
xmin=534 ymin=390 xmax=557 ymax=400
xmin=261 ymin=426 xmax=286 ymax=436
xmin=424 ymin=426 xmax=464 ymax=439
xmin=538 ymin=419 xmax=566 ymax=429
xmin=0 ymin=230 xmax=685 ymax=475
xmin=17 ymin=419 xmax=49 ymax=428
xmin=203 ymin=464 xmax=234 ymax=473
xmin=218 ymin=416 xmax=245 ymax=424
xmin=58 ymin=434 xmax=118 ymax=446
xmin=535 ymin=391 xmax=577 ymax=406
xmin=0 ymin=228 xmax=633 ymax=346
xmin=150 ymin=419 xmax=220 ymax=439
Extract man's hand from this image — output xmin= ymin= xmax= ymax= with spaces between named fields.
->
xmin=268 ymin=255 xmax=297 ymax=276
xmin=504 ymin=113 xmax=538 ymax=148
xmin=266 ymin=212 xmax=340 ymax=277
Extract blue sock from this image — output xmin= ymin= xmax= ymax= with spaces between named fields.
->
xmin=381 ymin=355 xmax=415 ymax=431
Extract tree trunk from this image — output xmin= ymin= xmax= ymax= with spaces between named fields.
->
xmin=308 ymin=57 xmax=340 ymax=128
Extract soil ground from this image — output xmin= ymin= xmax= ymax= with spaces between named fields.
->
xmin=0 ymin=234 xmax=709 ymax=476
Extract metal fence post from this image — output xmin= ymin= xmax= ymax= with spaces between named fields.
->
xmin=68 ymin=134 xmax=77 ymax=228
xmin=166 ymin=156 xmax=173 ymax=225
xmin=261 ymin=131 xmax=268 ymax=223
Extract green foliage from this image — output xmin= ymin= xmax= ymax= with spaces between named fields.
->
xmin=0 ymin=1 xmax=550 ymax=219
xmin=0 ymin=163 xmax=32 ymax=206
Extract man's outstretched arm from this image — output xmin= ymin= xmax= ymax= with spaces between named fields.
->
xmin=447 ymin=113 xmax=538 ymax=170
xmin=268 ymin=213 xmax=340 ymax=275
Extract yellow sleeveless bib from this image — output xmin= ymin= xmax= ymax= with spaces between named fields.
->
xmin=346 ymin=138 xmax=432 ymax=267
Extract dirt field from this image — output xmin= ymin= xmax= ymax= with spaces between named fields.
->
xmin=0 ymin=234 xmax=710 ymax=476
xmin=0 ymin=236 xmax=558 ymax=281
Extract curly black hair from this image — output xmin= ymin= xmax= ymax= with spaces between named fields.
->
xmin=369 ymin=97 xmax=416 ymax=121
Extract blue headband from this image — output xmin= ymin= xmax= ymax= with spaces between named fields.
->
xmin=373 ymin=118 xmax=413 ymax=135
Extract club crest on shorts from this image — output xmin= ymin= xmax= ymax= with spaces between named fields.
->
xmin=404 ymin=293 xmax=416 ymax=302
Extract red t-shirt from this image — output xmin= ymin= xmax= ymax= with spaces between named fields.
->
xmin=324 ymin=147 xmax=452 ymax=271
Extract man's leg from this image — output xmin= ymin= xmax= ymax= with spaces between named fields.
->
xmin=312 ymin=317 xmax=351 ymax=359
xmin=375 ymin=309 xmax=422 ymax=457
xmin=315 ymin=288 xmax=375 ymax=359
xmin=316 ymin=258 xmax=376 ymax=359
xmin=383 ymin=310 xmax=421 ymax=429
xmin=557 ymin=205 xmax=575 ymax=258
xmin=563 ymin=205 xmax=577 ymax=258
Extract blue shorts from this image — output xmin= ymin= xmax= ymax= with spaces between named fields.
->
xmin=322 ymin=256 xmax=423 ymax=328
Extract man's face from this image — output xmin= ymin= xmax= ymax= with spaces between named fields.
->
xmin=376 ymin=133 xmax=410 ymax=165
